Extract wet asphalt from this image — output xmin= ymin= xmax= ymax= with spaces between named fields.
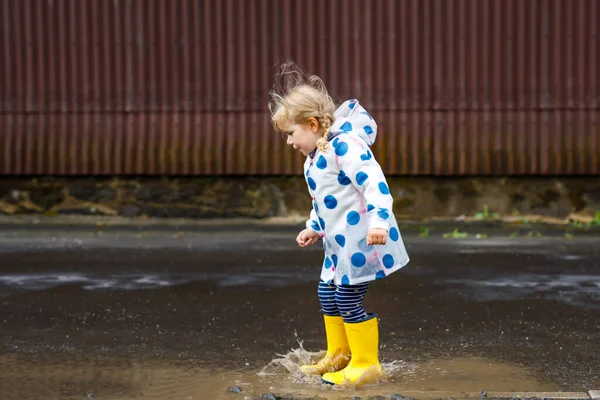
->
xmin=0 ymin=225 xmax=598 ymax=399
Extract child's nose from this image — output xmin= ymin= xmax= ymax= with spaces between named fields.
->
xmin=286 ymin=136 xmax=293 ymax=145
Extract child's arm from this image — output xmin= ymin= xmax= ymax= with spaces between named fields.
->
xmin=335 ymin=136 xmax=394 ymax=232
xmin=306 ymin=207 xmax=324 ymax=236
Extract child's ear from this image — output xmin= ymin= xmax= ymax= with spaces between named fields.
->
xmin=307 ymin=117 xmax=319 ymax=133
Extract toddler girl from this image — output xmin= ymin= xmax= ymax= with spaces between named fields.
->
xmin=268 ymin=62 xmax=410 ymax=387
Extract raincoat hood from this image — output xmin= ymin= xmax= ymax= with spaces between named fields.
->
xmin=328 ymin=99 xmax=378 ymax=146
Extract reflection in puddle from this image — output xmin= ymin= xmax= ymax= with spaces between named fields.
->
xmin=0 ymin=271 xmax=313 ymax=295
xmin=444 ymin=274 xmax=600 ymax=309
xmin=1 ymin=346 xmax=556 ymax=400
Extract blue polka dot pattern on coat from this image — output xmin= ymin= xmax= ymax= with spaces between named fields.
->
xmin=338 ymin=170 xmax=352 ymax=185
xmin=376 ymin=270 xmax=386 ymax=280
xmin=389 ymin=227 xmax=399 ymax=241
xmin=311 ymin=220 xmax=320 ymax=231
xmin=349 ymin=101 xmax=356 ymax=109
xmin=378 ymin=208 xmax=390 ymax=220
xmin=360 ymin=151 xmax=372 ymax=161
xmin=340 ymin=121 xmax=353 ymax=132
xmin=332 ymin=254 xmax=338 ymax=266
xmin=308 ymin=177 xmax=316 ymax=190
xmin=324 ymin=257 xmax=333 ymax=269
xmin=346 ymin=211 xmax=360 ymax=225
xmin=356 ymin=171 xmax=369 ymax=186
xmin=319 ymin=217 xmax=326 ymax=229
xmin=364 ymin=125 xmax=374 ymax=134
xmin=332 ymin=137 xmax=339 ymax=147
xmin=367 ymin=204 xmax=375 ymax=212
xmin=335 ymin=234 xmax=346 ymax=247
xmin=323 ymin=241 xmax=327 ymax=251
xmin=335 ymin=141 xmax=349 ymax=156
xmin=382 ymin=254 xmax=395 ymax=268
xmin=351 ymin=252 xmax=366 ymax=267
xmin=378 ymin=182 xmax=390 ymax=195
xmin=342 ymin=275 xmax=350 ymax=285
xmin=316 ymin=155 xmax=327 ymax=169
xmin=324 ymin=195 xmax=338 ymax=209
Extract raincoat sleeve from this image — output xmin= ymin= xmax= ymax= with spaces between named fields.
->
xmin=336 ymin=136 xmax=394 ymax=232
xmin=305 ymin=207 xmax=323 ymax=235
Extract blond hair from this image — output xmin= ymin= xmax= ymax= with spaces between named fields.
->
xmin=268 ymin=61 xmax=336 ymax=152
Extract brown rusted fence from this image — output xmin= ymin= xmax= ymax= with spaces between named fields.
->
xmin=1 ymin=0 xmax=598 ymax=176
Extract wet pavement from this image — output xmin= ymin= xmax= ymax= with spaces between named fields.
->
xmin=0 ymin=226 xmax=598 ymax=399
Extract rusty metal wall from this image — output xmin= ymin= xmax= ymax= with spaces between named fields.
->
xmin=0 ymin=0 xmax=598 ymax=176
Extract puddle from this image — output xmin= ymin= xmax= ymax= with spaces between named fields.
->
xmin=0 ymin=346 xmax=556 ymax=400
xmin=0 ymin=271 xmax=314 ymax=295
xmin=444 ymin=274 xmax=600 ymax=309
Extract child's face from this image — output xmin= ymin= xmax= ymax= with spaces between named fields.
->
xmin=284 ymin=118 xmax=320 ymax=156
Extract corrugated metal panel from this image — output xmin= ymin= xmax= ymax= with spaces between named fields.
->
xmin=0 ymin=0 xmax=598 ymax=176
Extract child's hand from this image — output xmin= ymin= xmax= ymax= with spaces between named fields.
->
xmin=367 ymin=228 xmax=388 ymax=245
xmin=297 ymin=229 xmax=320 ymax=248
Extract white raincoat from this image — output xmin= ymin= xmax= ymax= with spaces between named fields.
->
xmin=304 ymin=99 xmax=410 ymax=286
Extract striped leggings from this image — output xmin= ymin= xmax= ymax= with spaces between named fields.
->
xmin=317 ymin=280 xmax=371 ymax=323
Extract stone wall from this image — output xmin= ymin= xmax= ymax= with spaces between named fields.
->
xmin=1 ymin=176 xmax=599 ymax=222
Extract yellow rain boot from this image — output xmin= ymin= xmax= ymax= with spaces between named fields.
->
xmin=299 ymin=315 xmax=351 ymax=375
xmin=321 ymin=315 xmax=383 ymax=386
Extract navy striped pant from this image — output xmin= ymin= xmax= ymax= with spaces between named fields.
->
xmin=317 ymin=280 xmax=371 ymax=323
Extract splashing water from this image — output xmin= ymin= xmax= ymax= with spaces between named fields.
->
xmin=258 ymin=333 xmax=415 ymax=392
xmin=259 ymin=336 xmax=325 ymax=385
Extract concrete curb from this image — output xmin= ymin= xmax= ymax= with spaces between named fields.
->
xmin=406 ymin=391 xmax=593 ymax=399
xmin=472 ymin=392 xmax=590 ymax=399
xmin=265 ymin=391 xmax=598 ymax=400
